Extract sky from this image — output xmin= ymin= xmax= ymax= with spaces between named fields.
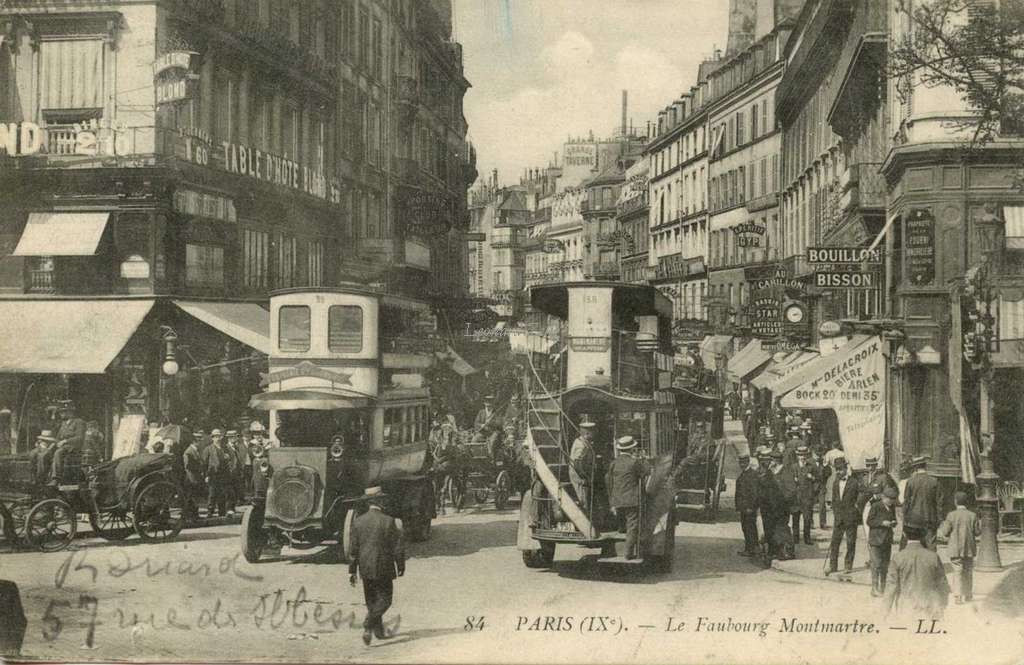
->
xmin=453 ymin=0 xmax=730 ymax=188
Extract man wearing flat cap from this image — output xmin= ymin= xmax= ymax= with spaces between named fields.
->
xmin=570 ymin=420 xmax=597 ymax=511
xmin=902 ymin=455 xmax=942 ymax=549
xmin=349 ymin=487 xmax=405 ymax=645
xmin=866 ymin=486 xmax=900 ymax=596
xmin=604 ymin=436 xmax=649 ymax=559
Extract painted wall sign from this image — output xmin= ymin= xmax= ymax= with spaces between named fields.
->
xmin=173 ymin=188 xmax=237 ymax=223
xmin=813 ymin=270 xmax=877 ymax=289
xmin=569 ymin=336 xmax=611 ymax=352
xmin=780 ymin=336 xmax=885 ymax=468
xmin=750 ymin=294 xmax=782 ymax=338
xmin=807 ymin=246 xmax=882 ymax=264
xmin=733 ymin=221 xmax=766 ymax=248
xmin=905 ymin=209 xmax=936 ymax=286
xmin=563 ymin=143 xmax=597 ymax=167
xmin=153 ymin=51 xmax=196 ymax=76
xmin=0 ymin=121 xmax=136 ymax=157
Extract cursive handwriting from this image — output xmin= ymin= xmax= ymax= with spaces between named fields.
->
xmin=55 ymin=550 xmax=263 ymax=589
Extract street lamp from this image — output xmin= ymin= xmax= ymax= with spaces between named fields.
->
xmin=160 ymin=327 xmax=179 ymax=377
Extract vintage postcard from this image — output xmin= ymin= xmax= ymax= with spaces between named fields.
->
xmin=0 ymin=0 xmax=1023 ymax=664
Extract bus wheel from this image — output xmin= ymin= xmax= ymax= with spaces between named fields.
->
xmin=338 ymin=509 xmax=356 ymax=564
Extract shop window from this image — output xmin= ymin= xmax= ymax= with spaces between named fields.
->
xmin=243 ymin=229 xmax=269 ymax=290
xmin=279 ymin=305 xmax=311 ymax=352
xmin=328 ymin=305 xmax=363 ymax=353
xmin=185 ymin=243 xmax=224 ymax=288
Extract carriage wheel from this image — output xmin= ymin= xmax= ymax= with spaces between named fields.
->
xmin=132 ymin=480 xmax=184 ymax=542
xmin=24 ymin=499 xmax=77 ymax=552
xmin=89 ymin=509 xmax=133 ymax=541
xmin=445 ymin=476 xmax=464 ymax=513
xmin=494 ymin=471 xmax=511 ymax=511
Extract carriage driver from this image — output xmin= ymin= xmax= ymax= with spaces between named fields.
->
xmin=50 ymin=401 xmax=86 ymax=484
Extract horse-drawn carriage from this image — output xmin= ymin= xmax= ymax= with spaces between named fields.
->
xmin=0 ymin=452 xmax=185 ymax=552
xmin=431 ymin=423 xmax=530 ymax=513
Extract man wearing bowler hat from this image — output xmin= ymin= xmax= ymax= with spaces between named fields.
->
xmin=902 ymin=455 xmax=942 ymax=550
xmin=865 ymin=456 xmax=898 ymax=498
xmin=793 ymin=445 xmax=821 ymax=545
xmin=605 ymin=436 xmax=649 ymax=559
xmin=570 ymin=420 xmax=597 ymax=511
xmin=826 ymin=458 xmax=866 ymax=575
xmin=349 ymin=487 xmax=405 ymax=645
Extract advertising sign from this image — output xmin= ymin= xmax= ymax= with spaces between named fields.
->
xmin=780 ymin=336 xmax=885 ymax=468
xmin=733 ymin=221 xmax=766 ymax=248
xmin=807 ymin=247 xmax=882 ymax=264
xmin=563 ymin=143 xmax=597 ymax=168
xmin=154 ymin=51 xmax=197 ymax=106
xmin=905 ymin=208 xmax=936 ymax=286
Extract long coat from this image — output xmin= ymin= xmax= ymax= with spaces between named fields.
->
xmin=903 ymin=471 xmax=942 ymax=529
xmin=735 ymin=468 xmax=761 ymax=514
xmin=605 ymin=453 xmax=648 ymax=509
xmin=794 ymin=459 xmax=821 ymax=510
xmin=937 ymin=507 xmax=981 ymax=559
xmin=885 ymin=542 xmax=951 ymax=619
xmin=348 ymin=506 xmax=405 ymax=581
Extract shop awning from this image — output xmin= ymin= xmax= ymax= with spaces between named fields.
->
xmin=699 ymin=335 xmax=732 ymax=367
xmin=13 ymin=212 xmax=111 ymax=256
xmin=174 ymin=300 xmax=270 ymax=354
xmin=249 ymin=389 xmax=371 ymax=411
xmin=770 ymin=336 xmax=872 ymax=397
xmin=726 ymin=339 xmax=771 ymax=383
xmin=0 ymin=299 xmax=153 ymax=373
xmin=750 ymin=350 xmax=820 ymax=390
xmin=435 ymin=345 xmax=477 ymax=376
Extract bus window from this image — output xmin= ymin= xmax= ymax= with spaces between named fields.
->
xmin=279 ymin=306 xmax=311 ymax=352
xmin=328 ymin=305 xmax=363 ymax=352
xmin=383 ymin=409 xmax=393 ymax=446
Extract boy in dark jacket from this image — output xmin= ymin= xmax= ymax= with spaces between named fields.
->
xmin=866 ymin=486 xmax=899 ymax=596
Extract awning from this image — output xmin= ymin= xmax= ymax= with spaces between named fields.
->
xmin=699 ymin=335 xmax=732 ymax=367
xmin=867 ymin=213 xmax=899 ymax=252
xmin=770 ymin=336 xmax=872 ymax=397
xmin=750 ymin=350 xmax=820 ymax=390
xmin=435 ymin=345 xmax=477 ymax=376
xmin=249 ymin=389 xmax=371 ymax=411
xmin=726 ymin=339 xmax=771 ymax=383
xmin=0 ymin=299 xmax=153 ymax=373
xmin=13 ymin=212 xmax=111 ymax=256
xmin=174 ymin=300 xmax=270 ymax=354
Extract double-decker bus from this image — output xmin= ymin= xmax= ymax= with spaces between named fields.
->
xmin=516 ymin=282 xmax=722 ymax=571
xmin=240 ymin=286 xmax=436 ymax=562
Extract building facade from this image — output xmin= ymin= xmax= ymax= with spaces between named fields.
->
xmin=0 ymin=0 xmax=473 ymax=453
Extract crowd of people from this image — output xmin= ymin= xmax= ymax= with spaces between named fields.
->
xmin=732 ymin=397 xmax=982 ymax=619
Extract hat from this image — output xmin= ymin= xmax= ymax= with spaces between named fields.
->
xmin=764 ymin=431 xmax=776 ymax=441
xmin=192 ymin=430 xmax=206 ymax=438
xmin=799 ymin=419 xmax=812 ymax=430
xmin=770 ymin=449 xmax=784 ymax=460
xmin=483 ymin=395 xmax=495 ymax=402
xmin=37 ymin=430 xmax=56 ymax=443
xmin=756 ymin=446 xmax=772 ymax=458
xmin=58 ymin=400 xmax=75 ymax=410
xmin=331 ymin=434 xmax=345 ymax=443
xmin=580 ymin=421 xmax=596 ymax=429
xmin=883 ymin=486 xmax=899 ymax=500
xmin=226 ymin=430 xmax=239 ymax=437
xmin=910 ymin=454 xmax=930 ymax=468
xmin=363 ymin=486 xmax=387 ymax=501
xmin=211 ymin=428 xmax=224 ymax=437
xmin=833 ymin=458 xmax=849 ymax=468
xmin=249 ymin=421 xmax=266 ymax=433
xmin=796 ymin=445 xmax=810 ymax=456
xmin=864 ymin=457 xmax=879 ymax=467
xmin=616 ymin=435 xmax=637 ymax=450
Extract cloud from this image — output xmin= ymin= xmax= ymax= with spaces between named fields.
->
xmin=539 ymin=31 xmax=596 ymax=81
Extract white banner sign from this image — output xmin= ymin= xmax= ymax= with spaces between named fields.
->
xmin=780 ymin=336 xmax=885 ymax=468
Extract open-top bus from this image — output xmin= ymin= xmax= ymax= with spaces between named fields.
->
xmin=515 ymin=282 xmax=722 ymax=572
xmin=241 ymin=286 xmax=436 ymax=562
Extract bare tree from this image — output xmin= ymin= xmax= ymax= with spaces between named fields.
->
xmin=888 ymin=0 xmax=1024 ymax=145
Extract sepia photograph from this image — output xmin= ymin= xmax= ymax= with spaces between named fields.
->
xmin=0 ymin=0 xmax=1023 ymax=663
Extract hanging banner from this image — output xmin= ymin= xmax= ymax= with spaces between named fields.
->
xmin=779 ymin=336 xmax=885 ymax=468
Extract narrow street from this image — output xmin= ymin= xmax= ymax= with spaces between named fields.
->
xmin=7 ymin=497 xmax=1023 ymax=664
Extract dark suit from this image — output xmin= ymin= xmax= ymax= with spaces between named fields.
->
xmin=828 ymin=473 xmax=864 ymax=572
xmin=349 ymin=505 xmax=405 ymax=634
xmin=866 ymin=501 xmax=897 ymax=594
xmin=903 ymin=471 xmax=942 ymax=548
xmin=759 ymin=468 xmax=791 ymax=559
xmin=792 ymin=459 xmax=820 ymax=542
xmin=605 ymin=452 xmax=648 ymax=558
xmin=735 ymin=468 xmax=761 ymax=555
xmin=51 ymin=417 xmax=86 ymax=482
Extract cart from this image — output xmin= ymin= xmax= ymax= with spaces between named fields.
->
xmin=0 ymin=452 xmax=186 ymax=552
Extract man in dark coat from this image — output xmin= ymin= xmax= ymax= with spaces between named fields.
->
xmin=902 ymin=455 xmax=942 ymax=549
xmin=865 ymin=457 xmax=898 ymax=496
xmin=826 ymin=458 xmax=866 ymax=575
xmin=348 ymin=487 xmax=405 ymax=645
xmin=202 ymin=429 xmax=231 ymax=517
xmin=886 ymin=526 xmax=951 ymax=619
xmin=792 ymin=445 xmax=821 ymax=545
xmin=51 ymin=401 xmax=86 ymax=483
xmin=768 ymin=449 xmax=795 ymax=560
xmin=735 ymin=455 xmax=761 ymax=557
xmin=604 ymin=435 xmax=649 ymax=560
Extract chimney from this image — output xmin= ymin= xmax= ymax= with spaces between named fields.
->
xmin=492 ymin=169 xmax=498 ymax=188
xmin=726 ymin=0 xmax=757 ymax=57
xmin=621 ymin=90 xmax=628 ymax=137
